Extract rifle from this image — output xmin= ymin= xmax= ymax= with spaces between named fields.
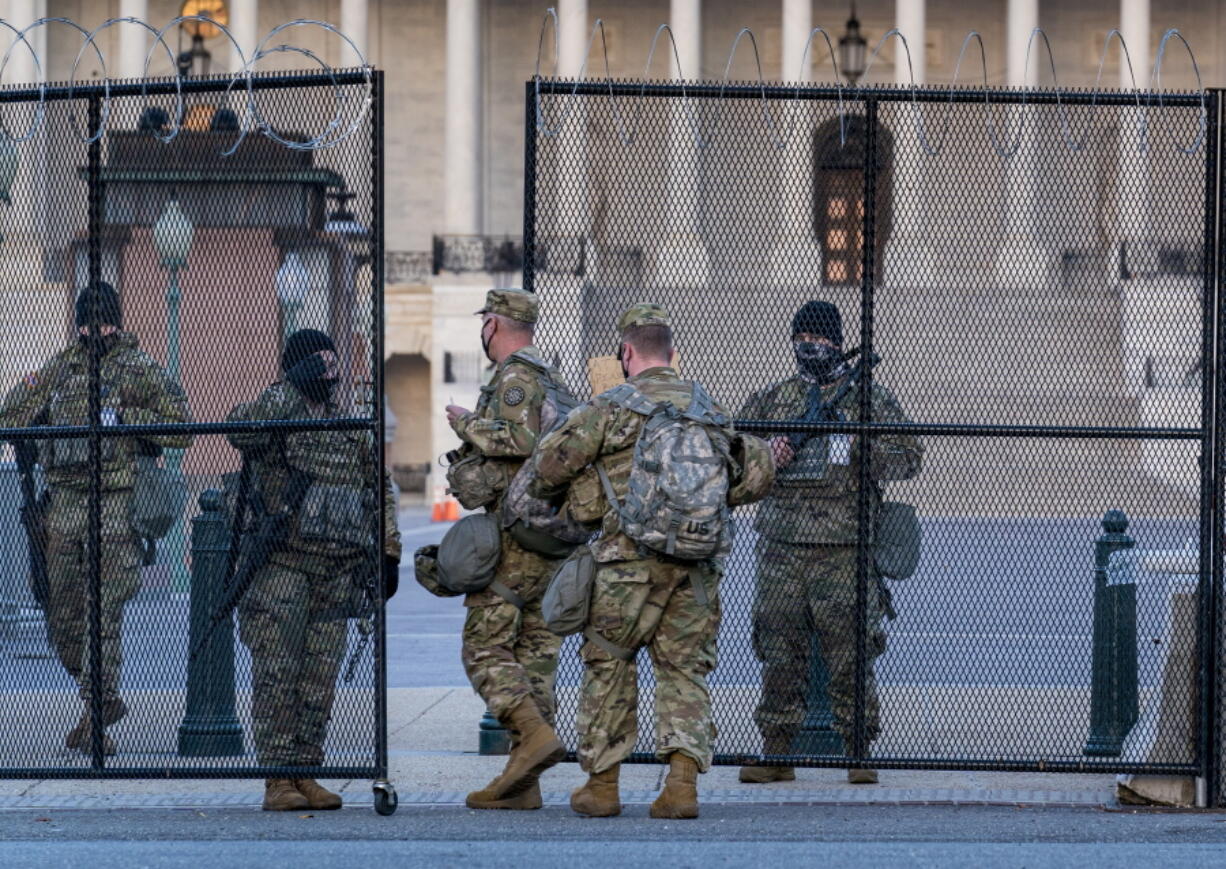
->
xmin=188 ymin=462 xmax=308 ymax=663
xmin=11 ymin=439 xmax=49 ymax=611
xmin=342 ymin=552 xmax=380 ymax=684
xmin=787 ymin=347 xmax=881 ymax=452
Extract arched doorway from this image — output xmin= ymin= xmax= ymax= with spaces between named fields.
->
xmin=812 ymin=115 xmax=895 ymax=287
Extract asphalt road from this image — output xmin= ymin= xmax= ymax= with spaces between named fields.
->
xmin=1 ymin=805 xmax=1225 ymax=868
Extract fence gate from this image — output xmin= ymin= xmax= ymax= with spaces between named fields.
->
xmin=526 ymin=79 xmax=1223 ymax=802
xmin=0 ymin=69 xmax=390 ymax=805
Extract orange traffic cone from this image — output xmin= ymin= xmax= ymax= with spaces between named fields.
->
xmin=431 ymin=500 xmax=446 ymax=522
xmin=443 ymin=499 xmax=461 ymax=521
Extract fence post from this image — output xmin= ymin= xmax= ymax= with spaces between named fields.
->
xmin=1083 ymin=509 xmax=1138 ymax=756
xmin=792 ymin=636 xmax=844 ymax=755
xmin=178 ymin=490 xmax=244 ymax=756
xmin=479 ymin=707 xmax=511 ymax=755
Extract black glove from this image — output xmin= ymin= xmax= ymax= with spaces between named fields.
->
xmin=286 ymin=353 xmax=328 ymax=390
xmin=384 ymin=554 xmax=400 ymax=601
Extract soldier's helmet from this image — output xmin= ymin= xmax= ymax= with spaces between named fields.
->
xmin=413 ymin=545 xmax=462 ymax=598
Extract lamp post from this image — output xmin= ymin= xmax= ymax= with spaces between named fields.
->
xmin=275 ymin=250 xmax=310 ymax=340
xmin=838 ymin=4 xmax=868 ymax=86
xmin=153 ymin=195 xmax=194 ymax=590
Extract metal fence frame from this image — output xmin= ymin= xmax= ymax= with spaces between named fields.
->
xmin=0 ymin=69 xmax=389 ymax=787
xmin=525 ymin=80 xmax=1222 ymax=800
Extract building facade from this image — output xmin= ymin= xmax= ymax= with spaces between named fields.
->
xmin=0 ymin=0 xmax=1216 ymax=502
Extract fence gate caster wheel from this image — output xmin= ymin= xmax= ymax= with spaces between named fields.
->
xmin=372 ymin=780 xmax=398 ymax=816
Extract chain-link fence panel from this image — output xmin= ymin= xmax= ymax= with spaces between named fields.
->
xmin=527 ymin=80 xmax=1214 ymax=779
xmin=0 ymin=70 xmax=387 ymax=783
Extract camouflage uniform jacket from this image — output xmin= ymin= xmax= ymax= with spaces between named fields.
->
xmin=526 ymin=366 xmax=738 ymax=564
xmin=450 ymin=344 xmax=551 ymax=510
xmin=739 ymin=372 xmax=922 ymax=545
xmin=226 ymin=381 xmax=402 ymax=569
xmin=0 ymin=332 xmax=193 ymax=491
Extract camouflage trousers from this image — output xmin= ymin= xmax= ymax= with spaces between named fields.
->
xmin=577 ymin=557 xmax=720 ymax=774
xmin=461 ymin=531 xmax=561 ymax=724
xmin=44 ymin=487 xmax=142 ymax=705
xmin=239 ymin=557 xmax=355 ymax=767
xmin=751 ymin=542 xmax=887 ymax=749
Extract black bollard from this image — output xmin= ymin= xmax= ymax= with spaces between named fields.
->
xmin=178 ymin=489 xmax=244 ymax=756
xmin=1083 ymin=509 xmax=1139 ymax=756
xmin=479 ymin=707 xmax=511 ymax=755
xmin=791 ymin=635 xmax=844 ymax=755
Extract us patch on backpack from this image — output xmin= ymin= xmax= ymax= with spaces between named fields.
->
xmin=597 ymin=382 xmax=732 ymax=561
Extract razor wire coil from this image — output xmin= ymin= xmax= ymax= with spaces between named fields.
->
xmin=0 ymin=15 xmax=371 ymax=155
xmin=533 ymin=5 xmax=1207 ymax=157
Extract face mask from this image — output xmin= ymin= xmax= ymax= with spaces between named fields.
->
xmin=794 ymin=340 xmax=842 ymax=383
xmin=480 ymin=321 xmax=496 ymax=363
xmin=79 ymin=332 xmax=119 ymax=356
xmin=617 ymin=344 xmax=629 ymax=379
xmin=299 ymin=377 xmax=337 ymax=404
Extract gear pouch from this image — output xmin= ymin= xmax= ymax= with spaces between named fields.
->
xmin=446 ymin=454 xmax=509 ymax=510
xmin=296 ymin=481 xmax=373 ymax=550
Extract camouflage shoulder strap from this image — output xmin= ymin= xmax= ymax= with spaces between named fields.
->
xmin=601 ymin=382 xmax=659 ymax=417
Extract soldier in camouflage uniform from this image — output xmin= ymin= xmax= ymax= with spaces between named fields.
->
xmin=525 ymin=303 xmax=772 ymax=820
xmin=0 ymin=282 xmax=192 ymax=755
xmin=226 ymin=329 xmax=402 ymax=812
xmin=444 ymin=288 xmax=571 ymax=811
xmin=738 ymin=300 xmax=922 ymax=785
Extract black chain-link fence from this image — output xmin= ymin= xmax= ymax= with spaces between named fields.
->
xmin=0 ymin=70 xmax=386 ymax=784
xmin=526 ymin=80 xmax=1219 ymax=789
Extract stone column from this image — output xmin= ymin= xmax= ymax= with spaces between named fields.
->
xmin=0 ymin=1 xmax=54 ymax=398
xmin=536 ymin=0 xmax=589 ymax=389
xmin=341 ymin=0 xmax=369 ymax=63
xmin=2 ymin=0 xmax=45 ymax=243
xmin=994 ymin=0 xmax=1054 ymax=291
xmin=655 ymin=0 xmax=709 ymax=289
xmin=769 ymin=0 xmax=822 ymax=288
xmin=444 ymin=0 xmax=481 ymax=236
xmin=1114 ymin=0 xmax=1152 ymax=276
xmin=884 ymin=0 xmax=931 ymax=289
xmin=118 ymin=0 xmax=148 ymax=80
xmin=781 ymin=0 xmax=811 ymax=82
xmin=228 ymin=0 xmax=258 ymax=73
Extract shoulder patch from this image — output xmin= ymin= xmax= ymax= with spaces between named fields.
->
xmin=503 ymin=385 xmax=526 ymax=407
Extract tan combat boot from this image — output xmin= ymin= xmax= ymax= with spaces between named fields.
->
xmin=847 ymin=768 xmax=878 ymax=784
xmin=738 ymin=738 xmax=796 ymax=784
xmin=484 ymin=699 xmax=565 ymax=801
xmin=66 ymin=699 xmax=128 ymax=751
xmin=263 ymin=779 xmax=310 ymax=811
xmin=650 ymin=753 xmax=700 ymax=820
xmin=570 ymin=764 xmax=620 ymax=817
xmin=294 ymin=779 xmax=343 ymax=810
xmin=466 ymin=778 xmax=543 ymax=811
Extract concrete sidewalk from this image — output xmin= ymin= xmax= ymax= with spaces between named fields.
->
xmin=0 ymin=685 xmax=1119 ymax=811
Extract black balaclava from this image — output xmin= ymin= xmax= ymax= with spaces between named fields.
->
xmin=791 ymin=300 xmax=844 ymax=383
xmin=75 ymin=281 xmax=122 ymax=355
xmin=282 ymin=328 xmax=338 ymax=403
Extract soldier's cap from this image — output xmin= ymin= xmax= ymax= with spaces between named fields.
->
xmin=75 ymin=281 xmax=122 ymax=329
xmin=792 ymin=300 xmax=842 ymax=346
xmin=475 ymin=288 xmax=538 ymax=324
xmin=617 ymin=302 xmax=671 ymax=333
